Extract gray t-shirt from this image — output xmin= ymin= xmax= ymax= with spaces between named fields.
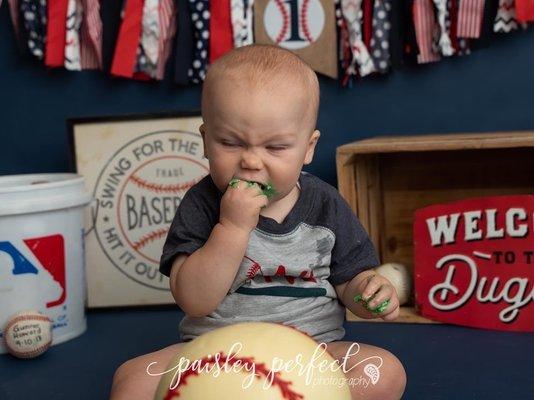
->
xmin=160 ymin=172 xmax=379 ymax=343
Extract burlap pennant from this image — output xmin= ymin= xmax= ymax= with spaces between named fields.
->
xmin=254 ymin=0 xmax=338 ymax=79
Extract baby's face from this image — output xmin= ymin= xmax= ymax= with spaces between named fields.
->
xmin=201 ymin=77 xmax=319 ymax=203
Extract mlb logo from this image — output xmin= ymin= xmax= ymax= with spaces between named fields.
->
xmin=0 ymin=234 xmax=66 ymax=336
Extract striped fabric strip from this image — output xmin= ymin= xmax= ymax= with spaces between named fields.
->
xmin=111 ymin=0 xmax=145 ymax=78
xmin=457 ymin=0 xmax=486 ymax=38
xmin=80 ymin=0 xmax=103 ymax=69
xmin=413 ymin=0 xmax=441 ymax=63
xmin=433 ymin=0 xmax=455 ymax=55
xmin=341 ymin=0 xmax=376 ymax=77
xmin=155 ymin=0 xmax=176 ymax=80
xmin=46 ymin=0 xmax=70 ymax=67
xmin=449 ymin=0 xmax=472 ymax=55
xmin=65 ymin=0 xmax=83 ymax=70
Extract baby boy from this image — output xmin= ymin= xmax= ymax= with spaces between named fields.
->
xmin=110 ymin=44 xmax=406 ymax=400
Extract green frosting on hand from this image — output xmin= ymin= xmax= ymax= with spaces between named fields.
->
xmin=353 ymin=294 xmax=390 ymax=314
xmin=228 ymin=178 xmax=276 ymax=199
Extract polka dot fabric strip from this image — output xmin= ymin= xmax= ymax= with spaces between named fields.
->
xmin=188 ymin=0 xmax=210 ymax=84
xmin=20 ymin=0 xmax=47 ymax=60
xmin=370 ymin=0 xmax=392 ymax=73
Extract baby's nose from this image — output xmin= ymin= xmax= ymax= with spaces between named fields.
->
xmin=240 ymin=151 xmax=263 ymax=170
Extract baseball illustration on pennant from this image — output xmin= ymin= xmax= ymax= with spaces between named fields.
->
xmin=153 ymin=322 xmax=351 ymax=399
xmin=3 ymin=310 xmax=53 ymax=359
xmin=264 ymin=0 xmax=325 ymax=49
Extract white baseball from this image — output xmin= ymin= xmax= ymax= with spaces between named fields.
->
xmin=3 ymin=310 xmax=53 ymax=359
xmin=375 ymin=263 xmax=412 ymax=306
xmin=154 ymin=322 xmax=351 ymax=399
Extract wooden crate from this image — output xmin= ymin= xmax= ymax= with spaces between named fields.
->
xmin=336 ymin=131 xmax=534 ymax=323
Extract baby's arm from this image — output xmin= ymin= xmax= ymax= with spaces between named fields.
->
xmin=169 ymin=223 xmax=250 ymax=317
xmin=169 ymin=179 xmax=268 ymax=317
xmin=335 ymin=269 xmax=400 ymax=321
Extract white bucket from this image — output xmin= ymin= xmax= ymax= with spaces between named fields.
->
xmin=0 ymin=173 xmax=92 ymax=353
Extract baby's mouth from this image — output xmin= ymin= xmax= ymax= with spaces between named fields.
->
xmin=233 ymin=177 xmax=265 ymax=189
xmin=250 ymin=181 xmax=266 ymax=191
xmin=231 ymin=178 xmax=276 ymax=199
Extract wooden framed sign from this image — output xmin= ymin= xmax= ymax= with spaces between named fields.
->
xmin=414 ymin=195 xmax=534 ymax=332
xmin=68 ymin=112 xmax=208 ymax=307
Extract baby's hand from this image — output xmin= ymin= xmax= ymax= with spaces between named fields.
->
xmin=219 ymin=178 xmax=269 ymax=234
xmin=357 ymin=273 xmax=400 ymax=321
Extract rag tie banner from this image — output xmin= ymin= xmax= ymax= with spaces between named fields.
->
xmin=3 ymin=0 xmax=533 ymax=86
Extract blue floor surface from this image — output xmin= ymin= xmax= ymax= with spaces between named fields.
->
xmin=1 ymin=307 xmax=533 ymax=399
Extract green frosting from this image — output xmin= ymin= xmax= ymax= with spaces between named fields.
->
xmin=353 ymin=294 xmax=390 ymax=314
xmin=228 ymin=178 xmax=276 ymax=199
xmin=260 ymin=182 xmax=276 ymax=199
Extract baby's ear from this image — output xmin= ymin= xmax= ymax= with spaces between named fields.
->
xmin=304 ymin=130 xmax=320 ymax=165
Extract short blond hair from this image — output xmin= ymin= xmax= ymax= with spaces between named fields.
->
xmin=201 ymin=44 xmax=320 ymax=132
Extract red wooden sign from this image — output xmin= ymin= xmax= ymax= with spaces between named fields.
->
xmin=414 ymin=195 xmax=534 ymax=332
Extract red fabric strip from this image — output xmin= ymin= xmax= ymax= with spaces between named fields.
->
xmin=45 ymin=0 xmax=69 ymax=67
xmin=516 ymin=0 xmax=534 ymax=22
xmin=449 ymin=0 xmax=459 ymax=52
xmin=363 ymin=0 xmax=373 ymax=48
xmin=209 ymin=0 xmax=233 ymax=63
xmin=111 ymin=0 xmax=145 ymax=78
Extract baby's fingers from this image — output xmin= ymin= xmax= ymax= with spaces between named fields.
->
xmin=367 ymin=284 xmax=393 ymax=310
xmin=362 ymin=274 xmax=382 ymax=301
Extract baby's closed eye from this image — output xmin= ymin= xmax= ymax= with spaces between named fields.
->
xmin=221 ymin=140 xmax=241 ymax=147
xmin=266 ymin=145 xmax=288 ymax=151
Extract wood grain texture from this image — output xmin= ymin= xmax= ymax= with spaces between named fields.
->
xmin=337 ymin=131 xmax=534 ymax=155
xmin=337 ymin=134 xmax=534 ymax=325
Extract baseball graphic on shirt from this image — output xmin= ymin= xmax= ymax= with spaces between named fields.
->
xmin=264 ymin=0 xmax=325 ymax=49
xmin=153 ymin=322 xmax=351 ymax=399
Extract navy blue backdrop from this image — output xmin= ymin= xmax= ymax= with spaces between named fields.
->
xmin=1 ymin=5 xmax=534 ymax=186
